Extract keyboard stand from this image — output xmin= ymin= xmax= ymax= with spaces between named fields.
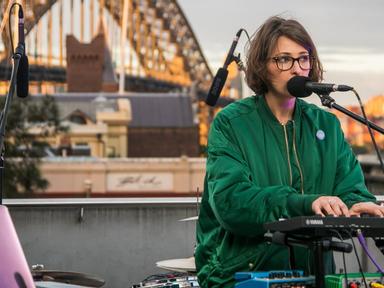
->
xmin=265 ymin=231 xmax=352 ymax=288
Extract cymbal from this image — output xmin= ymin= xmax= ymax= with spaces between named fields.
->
xmin=35 ymin=281 xmax=88 ymax=288
xmin=32 ymin=270 xmax=105 ymax=287
xmin=156 ymin=257 xmax=196 ymax=273
xmin=178 ymin=216 xmax=198 ymax=222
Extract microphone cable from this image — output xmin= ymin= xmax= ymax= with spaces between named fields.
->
xmin=343 ymin=229 xmax=368 ymax=288
xmin=356 ymin=229 xmax=384 ymax=274
xmin=8 ymin=3 xmax=23 ymax=58
xmin=233 ymin=29 xmax=251 ymax=73
xmin=330 ymin=229 xmax=349 ymax=288
xmin=352 ymin=89 xmax=384 ymax=174
xmin=225 ymin=27 xmax=251 ymax=69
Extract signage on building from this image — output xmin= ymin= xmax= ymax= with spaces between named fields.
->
xmin=107 ymin=173 xmax=173 ymax=191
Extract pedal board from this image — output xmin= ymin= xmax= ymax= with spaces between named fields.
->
xmin=131 ymin=273 xmax=199 ymax=287
xmin=234 ymin=270 xmax=315 ymax=288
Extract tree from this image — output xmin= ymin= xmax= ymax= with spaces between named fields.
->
xmin=0 ymin=95 xmax=63 ymax=198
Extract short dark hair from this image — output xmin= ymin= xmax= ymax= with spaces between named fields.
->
xmin=245 ymin=16 xmax=323 ymax=95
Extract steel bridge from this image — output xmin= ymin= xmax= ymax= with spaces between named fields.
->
xmin=0 ymin=0 xmax=215 ymax=92
xmin=0 ymin=0 xmax=241 ymax=146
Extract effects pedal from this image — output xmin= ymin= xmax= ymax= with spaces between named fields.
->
xmin=325 ymin=272 xmax=384 ymax=288
xmin=234 ymin=270 xmax=315 ymax=288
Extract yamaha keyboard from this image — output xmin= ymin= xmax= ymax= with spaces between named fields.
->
xmin=264 ymin=215 xmax=384 ymax=237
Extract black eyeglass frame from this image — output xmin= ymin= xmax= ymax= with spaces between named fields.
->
xmin=271 ymin=55 xmax=315 ymax=71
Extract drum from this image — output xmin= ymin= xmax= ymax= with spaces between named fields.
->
xmin=156 ymin=257 xmax=196 ymax=273
xmin=32 ymin=270 xmax=105 ymax=287
xmin=35 ymin=281 xmax=90 ymax=288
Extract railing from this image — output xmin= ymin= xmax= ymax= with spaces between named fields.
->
xmin=5 ymin=198 xmax=198 ymax=287
xmin=4 ymin=196 xmax=384 ymax=287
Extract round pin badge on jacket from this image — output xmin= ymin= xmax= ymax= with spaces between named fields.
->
xmin=316 ymin=130 xmax=325 ymax=140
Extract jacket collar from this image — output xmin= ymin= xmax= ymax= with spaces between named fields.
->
xmin=257 ymin=95 xmax=302 ymax=126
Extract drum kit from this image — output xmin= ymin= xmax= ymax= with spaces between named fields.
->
xmin=131 ymin=215 xmax=199 ymax=288
xmin=152 ymin=191 xmax=200 ymax=279
xmin=32 ymin=215 xmax=199 ymax=288
xmin=156 ymin=215 xmax=197 ymax=274
xmin=0 ymin=204 xmax=104 ymax=288
xmin=32 ymin=266 xmax=106 ymax=288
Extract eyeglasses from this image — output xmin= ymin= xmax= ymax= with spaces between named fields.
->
xmin=271 ymin=55 xmax=314 ymax=71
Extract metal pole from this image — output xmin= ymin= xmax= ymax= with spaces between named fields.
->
xmin=0 ymin=51 xmax=22 ymax=204
xmin=119 ymin=0 xmax=129 ymax=93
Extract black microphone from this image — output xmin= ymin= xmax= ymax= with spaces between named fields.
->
xmin=287 ymin=76 xmax=353 ymax=98
xmin=16 ymin=55 xmax=29 ymax=98
xmin=18 ymin=7 xmax=25 ymax=49
xmin=205 ymin=29 xmax=242 ymax=106
xmin=16 ymin=6 xmax=29 ymax=98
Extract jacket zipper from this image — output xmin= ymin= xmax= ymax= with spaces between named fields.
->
xmin=292 ymin=120 xmax=304 ymax=194
xmin=282 ymin=124 xmax=292 ymax=186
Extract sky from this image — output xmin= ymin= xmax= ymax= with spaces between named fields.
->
xmin=1 ymin=0 xmax=383 ymax=107
xmin=178 ymin=0 xmax=384 ymax=106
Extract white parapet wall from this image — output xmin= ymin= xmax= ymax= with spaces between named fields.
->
xmin=38 ymin=156 xmax=384 ymax=197
xmin=39 ymin=157 xmax=206 ymax=196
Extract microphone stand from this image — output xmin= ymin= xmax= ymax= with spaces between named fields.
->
xmin=318 ymin=93 xmax=384 ymax=135
xmin=319 ymin=93 xmax=384 ymax=263
xmin=0 ymin=45 xmax=23 ymax=204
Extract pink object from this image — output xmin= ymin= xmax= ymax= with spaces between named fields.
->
xmin=0 ymin=205 xmax=35 ymax=288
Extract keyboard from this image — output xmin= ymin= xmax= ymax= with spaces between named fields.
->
xmin=264 ymin=215 xmax=384 ymax=237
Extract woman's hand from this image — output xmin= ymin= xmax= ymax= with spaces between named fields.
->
xmin=312 ymin=196 xmax=350 ymax=216
xmin=349 ymin=202 xmax=384 ymax=217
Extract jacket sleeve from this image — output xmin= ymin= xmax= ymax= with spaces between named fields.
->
xmin=206 ymin=113 xmax=320 ymax=237
xmin=332 ymin=118 xmax=376 ymax=206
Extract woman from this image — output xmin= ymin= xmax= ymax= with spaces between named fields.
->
xmin=195 ymin=16 xmax=383 ymax=288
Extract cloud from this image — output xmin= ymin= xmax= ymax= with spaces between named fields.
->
xmin=319 ymin=47 xmax=384 ymax=73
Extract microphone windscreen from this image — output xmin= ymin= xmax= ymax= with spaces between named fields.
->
xmin=205 ymin=67 xmax=228 ymax=106
xmin=287 ymin=76 xmax=312 ymax=98
xmin=16 ymin=55 xmax=29 ymax=98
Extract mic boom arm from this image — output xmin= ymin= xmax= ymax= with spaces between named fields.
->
xmin=205 ymin=29 xmax=246 ymax=106
xmin=319 ymin=93 xmax=384 ymax=135
xmin=223 ymin=29 xmax=243 ymax=68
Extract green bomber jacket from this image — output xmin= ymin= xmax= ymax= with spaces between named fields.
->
xmin=195 ymin=95 xmax=376 ymax=288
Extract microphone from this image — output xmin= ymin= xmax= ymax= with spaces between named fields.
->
xmin=205 ymin=29 xmax=243 ymax=106
xmin=16 ymin=55 xmax=29 ymax=98
xmin=287 ymin=76 xmax=353 ymax=98
xmin=18 ymin=7 xmax=25 ymax=50
xmin=16 ymin=5 xmax=29 ymax=98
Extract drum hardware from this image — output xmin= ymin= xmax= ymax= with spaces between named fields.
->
xmin=178 ymin=216 xmax=198 ymax=222
xmin=32 ymin=269 xmax=105 ymax=287
xmin=131 ymin=272 xmax=199 ymax=288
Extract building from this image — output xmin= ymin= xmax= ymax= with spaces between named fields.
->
xmin=29 ymin=92 xmax=200 ymax=158
xmin=332 ymin=95 xmax=384 ymax=150
xmin=127 ymin=93 xmax=199 ymax=157
xmin=66 ymin=23 xmax=119 ymax=92
xmin=37 ymin=157 xmax=205 ymax=197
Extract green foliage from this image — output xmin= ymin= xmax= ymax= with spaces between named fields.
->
xmin=199 ymin=144 xmax=207 ymax=157
xmin=0 ymin=95 xmax=62 ymax=198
